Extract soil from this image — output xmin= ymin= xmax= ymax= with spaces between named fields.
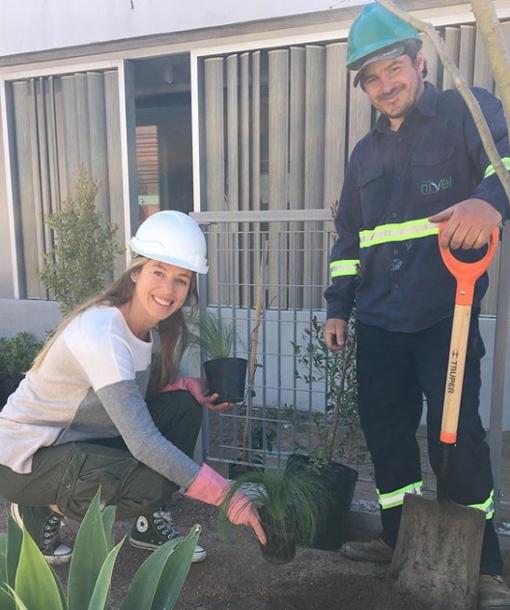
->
xmin=3 ymin=495 xmax=509 ymax=610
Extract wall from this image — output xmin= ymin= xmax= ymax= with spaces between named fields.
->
xmin=0 ymin=0 xmax=366 ymax=57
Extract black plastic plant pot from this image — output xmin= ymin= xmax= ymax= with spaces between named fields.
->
xmin=203 ymin=357 xmax=247 ymax=404
xmin=285 ymin=454 xmax=358 ymax=550
xmin=259 ymin=508 xmax=297 ymax=565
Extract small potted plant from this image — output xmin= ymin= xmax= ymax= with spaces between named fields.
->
xmin=189 ymin=310 xmax=247 ymax=404
xmin=219 ymin=467 xmax=328 ymax=564
xmin=288 ymin=315 xmax=361 ymax=550
xmin=0 ymin=332 xmax=43 ymax=407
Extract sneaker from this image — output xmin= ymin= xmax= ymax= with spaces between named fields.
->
xmin=10 ymin=504 xmax=72 ymax=565
xmin=129 ymin=507 xmax=207 ymax=563
xmin=478 ymin=574 xmax=510 ymax=609
xmin=339 ymin=538 xmax=393 ymax=563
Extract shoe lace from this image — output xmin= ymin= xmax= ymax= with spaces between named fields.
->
xmin=41 ymin=513 xmax=63 ymax=552
xmin=152 ymin=508 xmax=179 ymax=538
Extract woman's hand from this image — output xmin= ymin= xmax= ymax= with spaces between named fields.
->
xmin=161 ymin=377 xmax=235 ymax=412
xmin=185 ymin=463 xmax=267 ymax=545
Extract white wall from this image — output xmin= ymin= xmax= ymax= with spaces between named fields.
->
xmin=0 ymin=0 xmax=365 ymax=57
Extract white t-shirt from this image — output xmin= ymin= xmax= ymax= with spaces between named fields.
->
xmin=0 ymin=306 xmax=199 ymax=487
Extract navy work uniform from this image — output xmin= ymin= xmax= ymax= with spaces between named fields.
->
xmin=325 ymin=81 xmax=510 ymax=575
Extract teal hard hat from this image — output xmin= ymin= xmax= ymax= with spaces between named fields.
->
xmin=347 ymin=3 xmax=422 ymax=78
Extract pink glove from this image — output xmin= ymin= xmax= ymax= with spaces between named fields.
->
xmin=161 ymin=377 xmax=234 ymax=413
xmin=185 ymin=463 xmax=267 ymax=545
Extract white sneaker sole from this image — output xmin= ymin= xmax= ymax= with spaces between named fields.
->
xmin=10 ymin=503 xmax=73 ymax=565
xmin=128 ymin=535 xmax=207 ymax=563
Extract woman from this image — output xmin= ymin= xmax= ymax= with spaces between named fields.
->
xmin=0 ymin=211 xmax=265 ymax=565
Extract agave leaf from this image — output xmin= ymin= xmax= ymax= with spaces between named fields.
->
xmin=86 ymin=539 xmax=124 ymax=610
xmin=120 ymin=525 xmax=201 ymax=610
xmin=6 ymin=515 xmax=22 ymax=587
xmin=14 ymin=526 xmax=65 ymax=610
xmin=150 ymin=524 xmax=201 ymax=610
xmin=4 ymin=585 xmax=29 ymax=610
xmin=0 ymin=533 xmax=7 ymax=583
xmin=68 ymin=491 xmax=110 ymax=610
xmin=0 ymin=582 xmax=15 ymax=610
xmin=100 ymin=506 xmax=116 ymax=550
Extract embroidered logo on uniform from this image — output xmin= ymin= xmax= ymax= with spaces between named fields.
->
xmin=420 ymin=176 xmax=452 ymax=195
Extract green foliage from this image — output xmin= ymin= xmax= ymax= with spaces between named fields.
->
xmin=40 ymin=169 xmax=122 ymax=315
xmin=0 ymin=490 xmax=201 ymax=610
xmin=0 ymin=332 xmax=43 ymax=378
xmin=188 ymin=310 xmax=235 ymax=360
xmin=219 ymin=468 xmax=328 ymax=550
xmin=292 ymin=315 xmax=358 ymax=467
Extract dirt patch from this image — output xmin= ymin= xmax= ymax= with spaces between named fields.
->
xmin=2 ymin=495 xmax=510 ymax=609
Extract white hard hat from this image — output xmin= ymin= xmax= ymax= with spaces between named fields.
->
xmin=129 ymin=211 xmax=208 ymax=274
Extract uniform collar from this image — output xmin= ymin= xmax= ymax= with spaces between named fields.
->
xmin=374 ymin=81 xmax=439 ymax=133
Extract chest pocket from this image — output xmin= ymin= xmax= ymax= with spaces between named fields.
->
xmin=357 ymin=166 xmax=387 ymax=227
xmin=411 ymin=141 xmax=455 ymax=210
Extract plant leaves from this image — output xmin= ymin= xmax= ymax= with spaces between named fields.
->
xmin=120 ymin=525 xmax=201 ymax=610
xmin=6 ymin=514 xmax=22 ymax=588
xmin=4 ymin=585 xmax=29 ymax=610
xmin=100 ymin=506 xmax=116 ymax=550
xmin=68 ymin=490 xmax=110 ymax=610
xmin=86 ymin=539 xmax=124 ymax=610
xmin=14 ymin=526 xmax=65 ymax=610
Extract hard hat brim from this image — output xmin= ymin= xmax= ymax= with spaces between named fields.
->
xmin=352 ymin=45 xmax=406 ymax=87
xmin=352 ymin=38 xmax=422 ymax=87
xmin=129 ymin=238 xmax=209 ymax=274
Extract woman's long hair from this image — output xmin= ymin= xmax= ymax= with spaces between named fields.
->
xmin=31 ymin=256 xmax=197 ymax=390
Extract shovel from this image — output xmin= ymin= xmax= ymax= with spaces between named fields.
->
xmin=391 ymin=226 xmax=499 ymax=610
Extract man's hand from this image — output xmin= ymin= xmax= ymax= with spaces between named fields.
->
xmin=324 ymin=318 xmax=348 ymax=352
xmin=429 ymin=198 xmax=501 ymax=250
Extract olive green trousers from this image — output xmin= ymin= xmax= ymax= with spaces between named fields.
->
xmin=0 ymin=390 xmax=202 ymax=520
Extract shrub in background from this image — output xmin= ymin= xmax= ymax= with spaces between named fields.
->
xmin=0 ymin=332 xmax=43 ymax=406
xmin=40 ymin=169 xmax=122 ymax=315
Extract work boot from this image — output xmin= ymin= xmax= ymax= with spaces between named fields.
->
xmin=339 ymin=538 xmax=393 ymax=563
xmin=129 ymin=506 xmax=207 ymax=563
xmin=10 ymin=503 xmax=72 ymax=565
xmin=478 ymin=574 xmax=510 ymax=609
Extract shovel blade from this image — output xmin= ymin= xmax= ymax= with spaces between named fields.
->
xmin=391 ymin=494 xmax=485 ymax=610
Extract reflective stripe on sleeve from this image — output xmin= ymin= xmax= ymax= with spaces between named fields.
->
xmin=469 ymin=490 xmax=495 ymax=520
xmin=359 ymin=218 xmax=438 ymax=249
xmin=330 ymin=259 xmax=360 ymax=278
xmin=484 ymin=157 xmax=510 ymax=179
xmin=377 ymin=481 xmax=423 ymax=510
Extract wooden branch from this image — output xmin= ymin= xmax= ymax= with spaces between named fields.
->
xmin=240 ymin=241 xmax=268 ymax=461
xmin=376 ymin=0 xmax=510 ymax=208
xmin=470 ymin=1 xmax=510 ymax=136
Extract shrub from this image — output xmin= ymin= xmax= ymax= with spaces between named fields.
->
xmin=39 ymin=169 xmax=122 ymax=315
xmin=0 ymin=332 xmax=42 ymax=378
xmin=292 ymin=315 xmax=358 ymax=468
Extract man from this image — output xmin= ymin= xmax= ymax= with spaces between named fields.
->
xmin=324 ymin=3 xmax=510 ymax=608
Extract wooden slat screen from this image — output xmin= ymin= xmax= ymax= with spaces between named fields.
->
xmin=199 ymin=20 xmax=509 ymax=313
xmin=7 ymin=70 xmax=124 ymax=298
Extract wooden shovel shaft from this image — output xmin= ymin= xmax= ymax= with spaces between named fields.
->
xmin=440 ymin=303 xmax=472 ymax=445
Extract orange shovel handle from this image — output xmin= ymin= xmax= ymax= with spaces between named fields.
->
xmin=439 ymin=226 xmax=499 ymax=445
xmin=438 ymin=226 xmax=499 ymax=306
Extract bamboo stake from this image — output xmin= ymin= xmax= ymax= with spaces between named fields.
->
xmin=240 ymin=240 xmax=268 ymax=462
